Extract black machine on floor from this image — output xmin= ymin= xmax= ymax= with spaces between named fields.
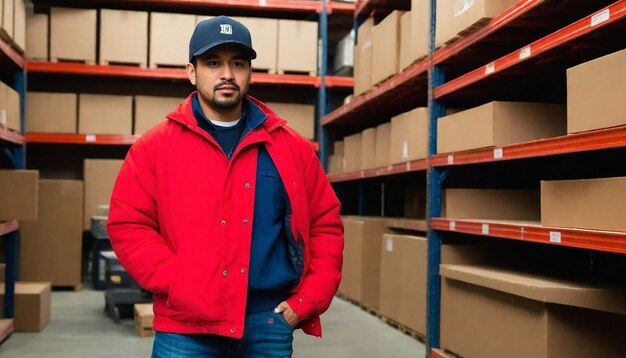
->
xmin=101 ymin=250 xmax=152 ymax=323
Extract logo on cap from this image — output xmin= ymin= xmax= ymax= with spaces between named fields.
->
xmin=220 ymin=24 xmax=233 ymax=35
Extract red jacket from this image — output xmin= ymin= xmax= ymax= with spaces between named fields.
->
xmin=107 ymin=94 xmax=343 ymax=338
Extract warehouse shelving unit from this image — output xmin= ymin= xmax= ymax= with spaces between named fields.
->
xmin=0 ymin=34 xmax=27 ymax=344
xmin=323 ymin=0 xmax=626 ymax=355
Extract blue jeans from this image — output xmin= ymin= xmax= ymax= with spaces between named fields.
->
xmin=152 ymin=310 xmax=294 ymax=358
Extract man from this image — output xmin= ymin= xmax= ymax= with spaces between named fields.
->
xmin=107 ymin=16 xmax=343 ymax=357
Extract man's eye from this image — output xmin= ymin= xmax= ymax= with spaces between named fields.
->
xmin=233 ymin=61 xmax=244 ymax=68
xmin=208 ymin=61 xmax=219 ymax=67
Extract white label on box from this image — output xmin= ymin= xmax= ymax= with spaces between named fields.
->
xmin=386 ymin=238 xmax=393 ymax=252
xmin=362 ymin=41 xmax=372 ymax=50
xmin=549 ymin=231 xmax=562 ymax=243
xmin=449 ymin=221 xmax=456 ymax=231
xmin=591 ymin=9 xmax=610 ymax=27
xmin=86 ymin=134 xmax=97 ymax=142
xmin=402 ymin=140 xmax=409 ymax=160
xmin=259 ymin=0 xmax=267 ymax=6
xmin=454 ymin=0 xmax=474 ymax=17
xmin=494 ymin=148 xmax=503 ymax=159
xmin=447 ymin=155 xmax=454 ymax=165
xmin=482 ymin=224 xmax=489 ymax=235
xmin=485 ymin=63 xmax=495 ymax=75
xmin=0 ymin=110 xmax=6 ymax=126
xmin=519 ymin=47 xmax=531 ymax=60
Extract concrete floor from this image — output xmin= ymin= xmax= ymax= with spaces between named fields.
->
xmin=0 ymin=287 xmax=425 ymax=357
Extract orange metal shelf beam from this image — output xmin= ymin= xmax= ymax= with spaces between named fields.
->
xmin=432 ymin=125 xmax=626 ymax=167
xmin=328 ymin=159 xmax=427 ymax=183
xmin=435 ymin=0 xmax=626 ymax=99
xmin=0 ymin=221 xmax=19 ymax=236
xmin=322 ymin=59 xmax=429 ymax=126
xmin=431 ymin=349 xmax=453 ymax=358
xmin=25 ymin=62 xmax=353 ymax=89
xmin=26 ymin=133 xmax=320 ymax=151
xmin=0 ymin=127 xmax=25 ymax=145
xmin=354 ymin=0 xmax=409 ymax=18
xmin=432 ymin=218 xmax=626 ymax=254
xmin=26 ymin=133 xmax=139 ymax=145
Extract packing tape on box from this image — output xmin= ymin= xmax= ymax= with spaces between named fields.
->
xmin=454 ymin=0 xmax=474 ymax=17
xmin=386 ymin=237 xmax=394 ymax=252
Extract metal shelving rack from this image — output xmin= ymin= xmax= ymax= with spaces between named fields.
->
xmin=0 ymin=34 xmax=27 ymax=344
xmin=322 ymin=0 xmax=626 ymax=355
xmin=27 ymin=1 xmax=353 ymax=150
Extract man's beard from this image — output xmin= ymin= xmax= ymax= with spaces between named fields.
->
xmin=211 ymin=81 xmax=246 ymax=110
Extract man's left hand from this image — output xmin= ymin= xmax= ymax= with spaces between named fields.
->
xmin=274 ymin=301 xmax=301 ymax=328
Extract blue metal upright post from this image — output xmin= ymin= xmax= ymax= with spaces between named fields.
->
xmin=317 ymin=1 xmax=329 ymax=170
xmin=4 ymin=69 xmax=27 ymax=319
xmin=426 ymin=0 xmax=446 ymax=353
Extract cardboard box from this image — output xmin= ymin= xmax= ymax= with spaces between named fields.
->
xmin=436 ymin=0 xmax=517 ymax=47
xmin=20 ymin=180 xmax=83 ymax=287
xmin=150 ymin=13 xmax=195 ymax=68
xmin=25 ymin=12 xmax=48 ymax=61
xmin=50 ymin=7 xmax=97 ymax=63
xmin=277 ymin=20 xmax=317 ymax=75
xmin=360 ymin=128 xmax=377 ymax=170
xmin=232 ymin=17 xmax=278 ymax=73
xmin=354 ymin=18 xmax=373 ymax=96
xmin=2 ymin=0 xmax=14 ymax=38
xmin=399 ymin=11 xmax=413 ymax=70
xmin=541 ymin=177 xmax=626 ymax=232
xmin=100 ymin=10 xmax=148 ymax=67
xmin=389 ymin=107 xmax=428 ymax=164
xmin=26 ymin=92 xmax=77 ymax=133
xmin=404 ymin=184 xmax=425 ymax=218
xmin=83 ymin=159 xmax=123 ymax=230
xmin=0 ymin=170 xmax=38 ymax=221
xmin=134 ymin=303 xmax=155 ymax=337
xmin=379 ymin=234 xmax=426 ymax=334
xmin=441 ymin=264 xmax=626 ymax=358
xmin=327 ymin=155 xmax=343 ymax=175
xmin=343 ymin=133 xmax=362 ymax=173
xmin=334 ymin=30 xmax=354 ymax=75
xmin=411 ymin=0 xmax=429 ymax=61
xmin=333 ymin=140 xmax=344 ymax=157
xmin=0 ymin=282 xmax=51 ymax=332
xmin=14 ymin=0 xmax=26 ymax=51
xmin=567 ymin=48 xmax=626 ymax=134
xmin=196 ymin=16 xmax=212 ymax=24
xmin=79 ymin=94 xmax=132 ymax=135
xmin=372 ymin=11 xmax=404 ymax=86
xmin=339 ymin=216 xmax=389 ymax=308
xmin=134 ymin=95 xmax=184 ymax=135
xmin=1 ymin=82 xmax=21 ymax=132
xmin=442 ymin=188 xmax=540 ymax=221
xmin=265 ymin=102 xmax=315 ymax=139
xmin=438 ymin=101 xmax=566 ymax=154
xmin=375 ymin=122 xmax=391 ymax=168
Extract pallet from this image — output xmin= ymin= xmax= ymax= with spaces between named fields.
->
xmin=134 ymin=303 xmax=155 ymax=337
xmin=336 ymin=292 xmax=425 ymax=343
xmin=50 ymin=58 xmax=96 ymax=65
xmin=101 ymin=60 xmax=147 ymax=68
xmin=52 ymin=283 xmax=82 ymax=292
xmin=277 ymin=69 xmax=316 ymax=76
xmin=252 ymin=67 xmax=276 ymax=75
xmin=149 ymin=63 xmax=186 ymax=70
xmin=444 ymin=17 xmax=492 ymax=46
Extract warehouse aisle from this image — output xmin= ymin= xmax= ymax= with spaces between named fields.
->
xmin=0 ymin=288 xmax=424 ymax=357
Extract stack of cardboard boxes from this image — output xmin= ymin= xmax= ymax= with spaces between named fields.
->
xmin=27 ymin=7 xmax=318 ymax=75
xmin=0 ymin=169 xmax=52 ymax=333
xmin=339 ymin=216 xmax=427 ymax=336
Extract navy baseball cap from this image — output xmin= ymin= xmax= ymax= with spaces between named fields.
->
xmin=189 ymin=16 xmax=257 ymax=62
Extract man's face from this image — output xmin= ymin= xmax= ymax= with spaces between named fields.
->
xmin=187 ymin=45 xmax=252 ymax=112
